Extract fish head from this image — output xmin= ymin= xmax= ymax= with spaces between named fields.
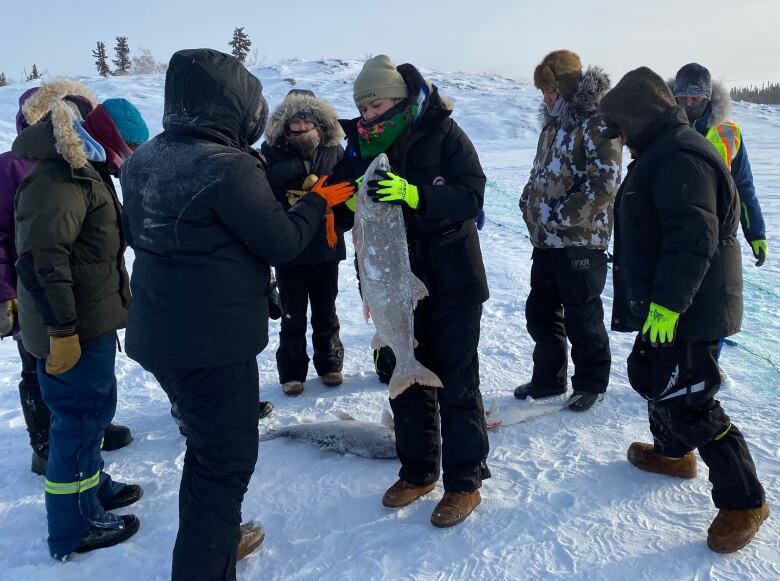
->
xmin=356 ymin=153 xmax=393 ymax=222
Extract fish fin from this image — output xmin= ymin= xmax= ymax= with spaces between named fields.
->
xmin=363 ymin=296 xmax=371 ymax=322
xmin=259 ymin=429 xmax=278 ymax=442
xmin=380 ymin=409 xmax=395 ymax=429
xmin=370 ymin=333 xmax=386 ymax=350
xmin=336 ymin=410 xmax=355 ymax=421
xmin=411 ymin=274 xmax=429 ymax=310
xmin=388 ymin=361 xmax=443 ymax=399
xmin=485 ymin=399 xmax=501 ymax=430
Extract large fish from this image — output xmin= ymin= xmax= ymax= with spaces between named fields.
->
xmin=353 ymin=153 xmax=443 ymax=398
xmin=259 ymin=411 xmax=397 ymax=459
xmin=484 ymin=394 xmax=580 ymax=430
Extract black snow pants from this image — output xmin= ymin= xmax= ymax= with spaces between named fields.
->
xmin=18 ymin=339 xmax=50 ymax=455
xmin=526 ymin=247 xmax=611 ymax=394
xmin=627 ymin=335 xmax=765 ymax=509
xmin=150 ymin=359 xmax=260 ymax=581
xmin=389 ymin=301 xmax=490 ymax=492
xmin=275 ymin=262 xmax=343 ymax=383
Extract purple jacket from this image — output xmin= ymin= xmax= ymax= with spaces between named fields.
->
xmin=0 ymin=88 xmax=38 ymax=302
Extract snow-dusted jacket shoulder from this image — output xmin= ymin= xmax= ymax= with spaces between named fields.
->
xmin=520 ymin=66 xmax=622 ymax=250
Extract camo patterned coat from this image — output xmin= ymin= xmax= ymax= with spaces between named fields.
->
xmin=520 ymin=67 xmax=622 ymax=250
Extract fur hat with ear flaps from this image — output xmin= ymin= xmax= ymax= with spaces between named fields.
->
xmin=534 ymin=50 xmax=583 ymax=102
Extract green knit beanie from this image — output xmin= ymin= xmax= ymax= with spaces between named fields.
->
xmin=353 ymin=55 xmax=409 ymax=105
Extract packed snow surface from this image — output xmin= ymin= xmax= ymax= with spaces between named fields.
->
xmin=0 ymin=59 xmax=778 ymax=580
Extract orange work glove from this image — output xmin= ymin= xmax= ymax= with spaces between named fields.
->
xmin=309 ymin=176 xmax=356 ymax=208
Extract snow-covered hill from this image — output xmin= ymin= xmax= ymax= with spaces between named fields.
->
xmin=0 ymin=59 xmax=778 ymax=580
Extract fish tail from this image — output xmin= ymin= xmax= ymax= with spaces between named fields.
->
xmin=388 ymin=361 xmax=443 ymax=399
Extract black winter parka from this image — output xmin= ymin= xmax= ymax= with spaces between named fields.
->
xmin=612 ymin=107 xmax=743 ymax=341
xmin=332 ymin=63 xmax=489 ymax=308
xmin=120 ymin=49 xmax=326 ymax=369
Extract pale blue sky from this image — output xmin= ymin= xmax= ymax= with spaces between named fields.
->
xmin=1 ymin=0 xmax=778 ymax=86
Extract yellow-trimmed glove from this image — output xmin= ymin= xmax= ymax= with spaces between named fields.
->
xmin=750 ymin=239 xmax=768 ymax=267
xmin=367 ymin=170 xmax=420 ymax=209
xmin=642 ymin=303 xmax=680 ymax=346
xmin=309 ymin=176 xmax=356 ymax=208
xmin=0 ymin=298 xmax=16 ymax=336
xmin=46 ymin=334 xmax=82 ymax=375
xmin=345 ymin=176 xmax=363 ymax=212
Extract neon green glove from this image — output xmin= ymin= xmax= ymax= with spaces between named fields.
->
xmin=344 ymin=176 xmax=363 ymax=212
xmin=642 ymin=303 xmax=680 ymax=346
xmin=750 ymin=239 xmax=768 ymax=267
xmin=367 ymin=170 xmax=420 ymax=209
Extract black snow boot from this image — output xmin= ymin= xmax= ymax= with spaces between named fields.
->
xmin=568 ymin=392 xmax=602 ymax=412
xmin=31 ymin=448 xmax=48 ymax=476
xmin=102 ymin=484 xmax=144 ymax=511
xmin=513 ymin=382 xmax=566 ymax=400
xmin=102 ymin=423 xmax=133 ymax=451
xmin=73 ymin=514 xmax=140 ymax=554
xmin=258 ymin=401 xmax=274 ymax=420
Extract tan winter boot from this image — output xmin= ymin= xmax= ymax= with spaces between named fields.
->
xmin=237 ymin=521 xmax=265 ymax=561
xmin=431 ymin=490 xmax=481 ymax=528
xmin=707 ymin=503 xmax=769 ymax=553
xmin=382 ymin=479 xmax=435 ymax=508
xmin=627 ymin=442 xmax=697 ymax=479
xmin=320 ymin=372 xmax=343 ymax=387
xmin=282 ymin=381 xmax=304 ymax=396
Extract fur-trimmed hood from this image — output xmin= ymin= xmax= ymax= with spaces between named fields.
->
xmin=540 ymin=66 xmax=611 ymax=130
xmin=21 ymin=78 xmax=98 ymax=127
xmin=13 ymin=100 xmax=93 ymax=169
xmin=667 ymin=77 xmax=731 ymax=128
xmin=265 ymin=92 xmax=344 ymax=147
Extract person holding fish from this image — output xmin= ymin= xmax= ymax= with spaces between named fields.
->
xmin=332 ymin=55 xmax=490 ymax=528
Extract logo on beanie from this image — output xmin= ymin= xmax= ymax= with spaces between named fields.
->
xmin=432 ymin=176 xmax=446 ymax=186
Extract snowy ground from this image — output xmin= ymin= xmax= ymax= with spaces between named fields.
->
xmin=0 ymin=60 xmax=778 ymax=580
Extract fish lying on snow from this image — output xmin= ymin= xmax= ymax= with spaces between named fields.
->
xmin=484 ymin=394 xmax=580 ymax=429
xmin=259 ymin=410 xmax=397 ymax=459
xmin=353 ymin=153 xmax=443 ymax=398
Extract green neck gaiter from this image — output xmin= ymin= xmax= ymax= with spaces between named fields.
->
xmin=357 ymin=110 xmax=409 ymax=158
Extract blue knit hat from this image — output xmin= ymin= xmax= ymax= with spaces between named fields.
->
xmin=102 ymin=98 xmax=149 ymax=145
xmin=674 ymin=63 xmax=712 ymax=100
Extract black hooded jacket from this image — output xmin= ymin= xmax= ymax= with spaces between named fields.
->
xmin=332 ymin=63 xmax=489 ymax=308
xmin=120 ymin=49 xmax=326 ymax=369
xmin=612 ymin=107 xmax=743 ymax=341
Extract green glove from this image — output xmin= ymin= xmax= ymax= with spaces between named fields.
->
xmin=367 ymin=170 xmax=420 ymax=209
xmin=642 ymin=303 xmax=680 ymax=346
xmin=344 ymin=176 xmax=364 ymax=213
xmin=750 ymin=239 xmax=768 ymax=267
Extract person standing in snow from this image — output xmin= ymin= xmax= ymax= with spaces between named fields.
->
xmin=12 ymin=82 xmax=148 ymax=560
xmin=516 ymin=50 xmax=622 ymax=411
xmin=0 ymin=83 xmax=133 ymax=478
xmin=671 ymin=63 xmax=768 ymax=267
xmin=331 ymin=55 xmax=490 ymax=527
xmin=261 ymin=89 xmax=347 ymax=396
xmin=600 ymin=66 xmax=768 ymax=554
xmin=120 ymin=49 xmax=354 ymax=580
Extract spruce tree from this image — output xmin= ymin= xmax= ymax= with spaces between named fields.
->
xmin=113 ymin=36 xmax=131 ymax=75
xmin=26 ymin=64 xmax=41 ymax=81
xmin=93 ymin=41 xmax=111 ymax=77
xmin=229 ymin=27 xmax=252 ymax=64
xmin=0 ymin=72 xmax=7 ymax=87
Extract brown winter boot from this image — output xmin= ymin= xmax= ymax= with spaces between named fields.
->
xmin=627 ymin=442 xmax=697 ymax=479
xmin=431 ymin=491 xmax=481 ymax=528
xmin=320 ymin=372 xmax=343 ymax=387
xmin=382 ymin=479 xmax=435 ymax=508
xmin=707 ymin=503 xmax=769 ymax=554
xmin=282 ymin=381 xmax=304 ymax=396
xmin=237 ymin=521 xmax=265 ymax=561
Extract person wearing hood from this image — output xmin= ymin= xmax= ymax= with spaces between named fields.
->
xmin=12 ymin=81 xmax=149 ymax=560
xmin=260 ymin=89 xmax=347 ymax=396
xmin=600 ymin=66 xmax=768 ymax=554
xmin=671 ymin=63 xmax=768 ymax=267
xmin=331 ymin=55 xmax=490 ymax=528
xmin=515 ymin=50 xmax=623 ymax=411
xmin=120 ymin=49 xmax=354 ymax=580
xmin=0 ymin=84 xmax=134 ymax=478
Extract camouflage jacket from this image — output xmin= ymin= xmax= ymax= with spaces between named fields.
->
xmin=520 ymin=67 xmax=622 ymax=250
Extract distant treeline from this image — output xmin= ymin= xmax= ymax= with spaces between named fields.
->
xmin=730 ymin=83 xmax=780 ymax=105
